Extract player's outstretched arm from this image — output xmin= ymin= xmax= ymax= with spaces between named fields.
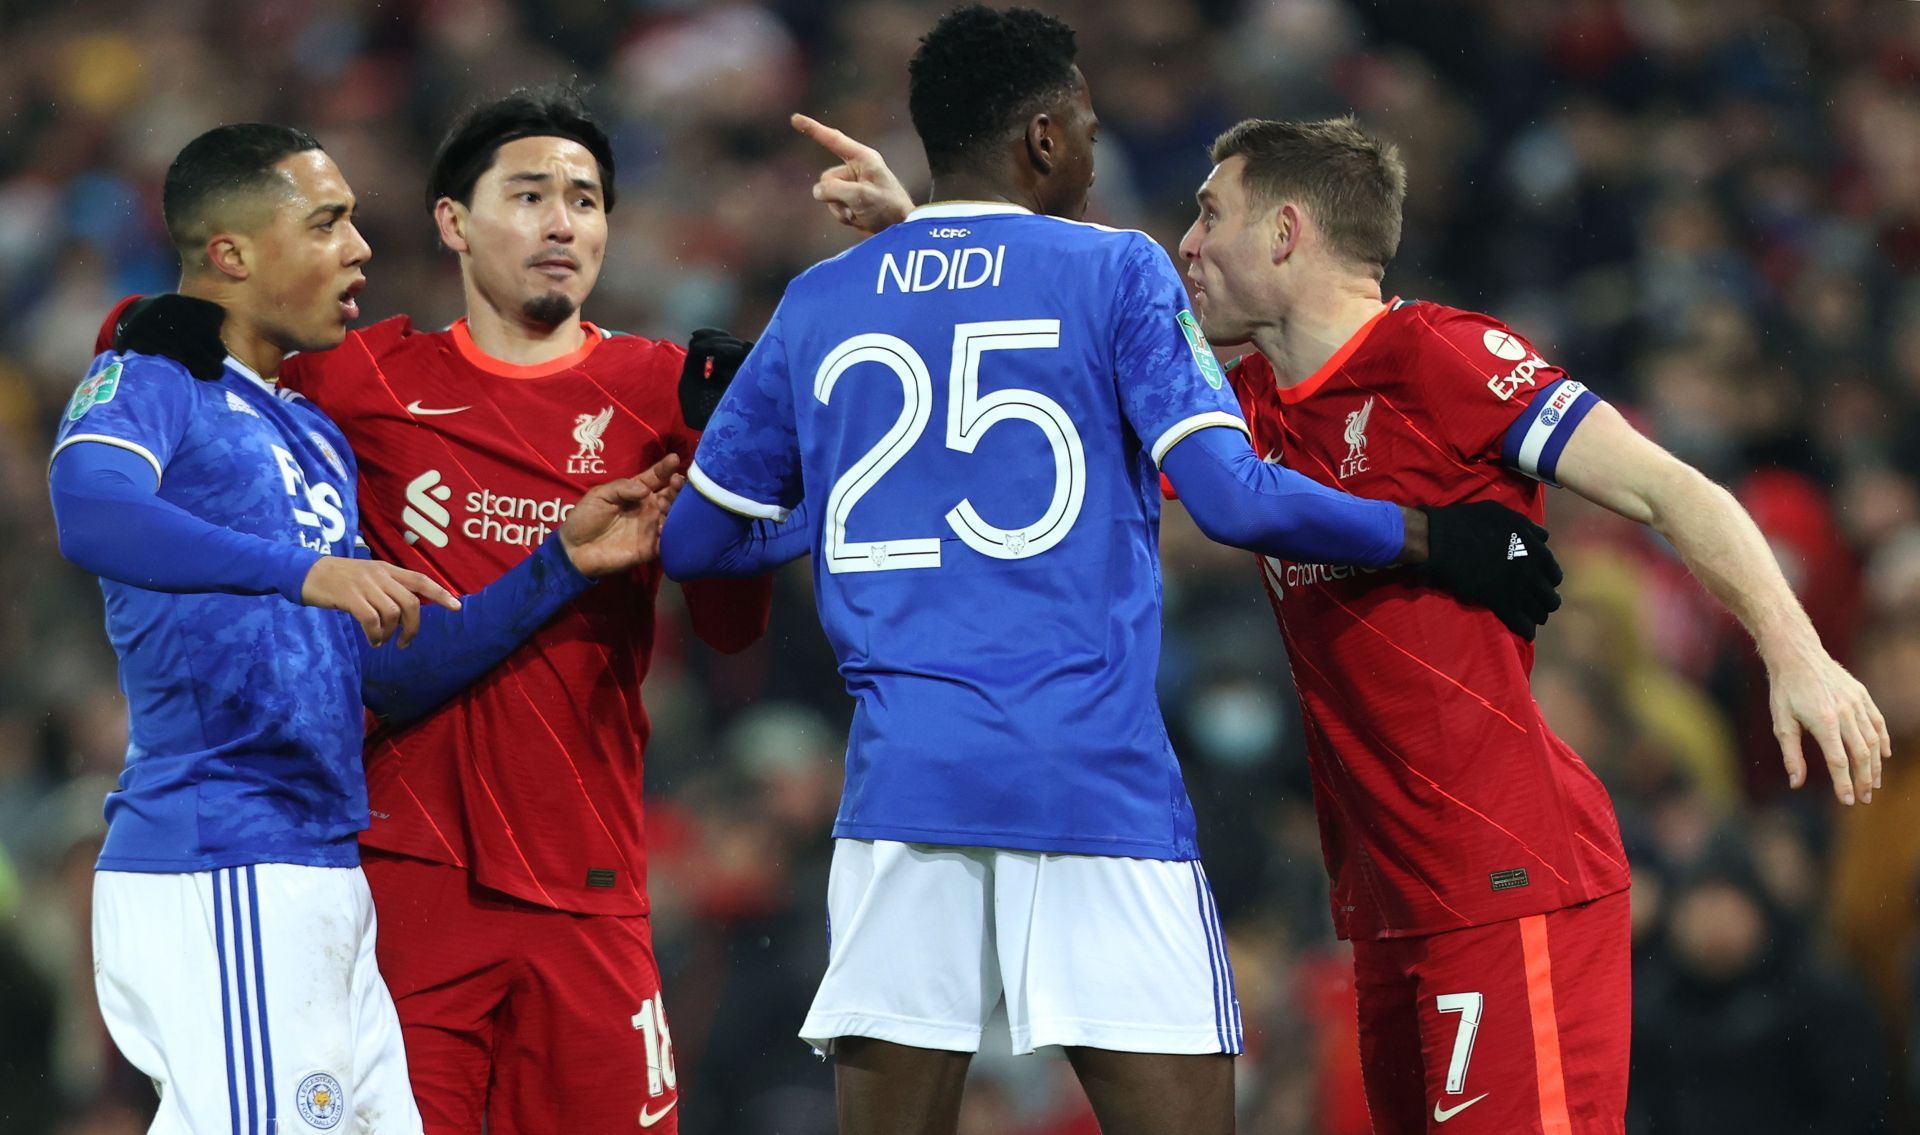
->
xmin=1162 ymin=426 xmax=1563 ymax=638
xmin=52 ymin=442 xmax=333 ymax=604
xmin=660 ymin=491 xmax=812 ymax=581
xmin=361 ymin=457 xmax=684 ymax=723
xmin=792 ymin=114 xmax=914 ymax=235
xmin=50 ymin=436 xmax=462 ymax=648
xmin=1553 ymin=402 xmax=1890 ymax=804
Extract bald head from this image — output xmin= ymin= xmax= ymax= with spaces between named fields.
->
xmin=164 ymin=123 xmax=324 ymax=269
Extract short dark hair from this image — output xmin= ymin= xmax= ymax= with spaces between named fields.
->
xmin=1209 ymin=117 xmax=1407 ymax=279
xmin=908 ymin=6 xmax=1079 ymax=177
xmin=163 ymin=123 xmax=323 ymax=259
xmin=427 ymin=85 xmax=617 ymax=213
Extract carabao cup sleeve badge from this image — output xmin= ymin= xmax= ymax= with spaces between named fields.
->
xmin=1176 ymin=311 xmax=1226 ymax=390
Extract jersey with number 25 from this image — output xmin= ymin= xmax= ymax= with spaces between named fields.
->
xmin=690 ymin=203 xmax=1249 ymax=860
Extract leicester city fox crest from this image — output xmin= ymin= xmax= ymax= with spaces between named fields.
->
xmin=309 ymin=432 xmax=348 ymax=480
xmin=296 ymin=1071 xmax=345 ymax=1129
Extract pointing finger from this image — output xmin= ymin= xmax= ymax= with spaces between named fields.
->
xmin=792 ymin=113 xmax=878 ymax=166
xmin=393 ymin=567 xmax=461 ymax=611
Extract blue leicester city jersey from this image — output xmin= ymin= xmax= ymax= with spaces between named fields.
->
xmin=691 ymin=204 xmax=1251 ymax=859
xmin=53 ymin=352 xmax=369 ymax=872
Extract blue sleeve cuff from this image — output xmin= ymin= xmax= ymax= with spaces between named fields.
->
xmin=271 ymin=548 xmax=325 ymax=604
xmin=536 ymin=528 xmax=594 ymax=592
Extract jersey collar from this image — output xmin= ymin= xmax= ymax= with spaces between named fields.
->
xmin=1275 ymin=298 xmax=1399 ymax=405
xmin=224 ymin=354 xmax=278 ymax=394
xmin=451 ymin=319 xmax=604 ymax=378
xmin=907 ymin=202 xmax=1034 ymax=220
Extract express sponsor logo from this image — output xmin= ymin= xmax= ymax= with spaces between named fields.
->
xmin=1486 ymin=352 xmax=1552 ymax=401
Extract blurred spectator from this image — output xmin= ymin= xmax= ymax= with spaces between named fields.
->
xmin=1631 ymin=836 xmax=1890 ymax=1133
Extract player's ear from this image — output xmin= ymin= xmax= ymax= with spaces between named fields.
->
xmin=434 ymin=197 xmax=471 ymax=255
xmin=1024 ymin=112 xmax=1056 ymax=175
xmin=1271 ymin=202 xmax=1303 ymax=266
xmin=204 ymin=232 xmax=251 ymax=282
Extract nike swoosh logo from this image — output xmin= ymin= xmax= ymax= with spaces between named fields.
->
xmin=1434 ymin=1093 xmax=1489 ymax=1123
xmin=639 ymin=1098 xmax=677 ymax=1127
xmin=405 ymin=400 xmax=470 ymax=416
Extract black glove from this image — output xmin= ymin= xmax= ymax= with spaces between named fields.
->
xmin=679 ymin=328 xmax=753 ymax=432
xmin=1419 ymin=501 xmax=1563 ymax=640
xmin=112 ymin=294 xmax=228 ymax=381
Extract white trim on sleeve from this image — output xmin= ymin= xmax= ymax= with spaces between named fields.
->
xmin=687 ymin=462 xmax=792 ymax=522
xmin=1149 ymin=413 xmax=1251 ymax=467
xmin=49 ymin=434 xmax=164 ymax=485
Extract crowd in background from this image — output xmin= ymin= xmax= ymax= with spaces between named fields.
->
xmin=1 ymin=0 xmax=1918 ymax=1131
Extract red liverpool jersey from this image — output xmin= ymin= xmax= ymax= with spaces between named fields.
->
xmin=281 ymin=316 xmax=770 ymax=916
xmin=1227 ymin=299 xmax=1628 ymax=940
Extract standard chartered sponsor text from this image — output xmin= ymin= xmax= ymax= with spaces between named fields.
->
xmin=404 ymin=469 xmax=573 ymax=548
xmin=466 ymin=487 xmax=573 ymax=546
xmin=1260 ymin=554 xmax=1388 ymax=597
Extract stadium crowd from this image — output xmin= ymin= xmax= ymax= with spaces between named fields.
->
xmin=0 ymin=0 xmax=1917 ymax=1131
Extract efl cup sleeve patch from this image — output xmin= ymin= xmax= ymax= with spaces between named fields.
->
xmin=66 ymin=362 xmax=124 ymax=421
xmin=1499 ymin=378 xmax=1600 ymax=485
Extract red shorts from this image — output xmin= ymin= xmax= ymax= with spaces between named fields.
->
xmin=362 ymin=849 xmax=680 ymax=1135
xmin=1351 ymin=890 xmax=1630 ymax=1135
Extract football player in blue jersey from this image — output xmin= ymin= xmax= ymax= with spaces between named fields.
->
xmin=659 ymin=7 xmax=1562 ymax=1134
xmin=47 ymin=124 xmax=681 ymax=1135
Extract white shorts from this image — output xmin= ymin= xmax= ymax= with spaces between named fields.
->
xmin=800 ymin=839 xmax=1243 ymax=1056
xmin=93 ymin=863 xmax=423 ymax=1135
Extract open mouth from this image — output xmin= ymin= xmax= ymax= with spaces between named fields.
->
xmin=338 ymin=278 xmax=365 ymax=322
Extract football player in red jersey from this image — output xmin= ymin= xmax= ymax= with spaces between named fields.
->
xmin=106 ymin=88 xmax=774 ymax=1135
xmin=799 ymin=115 xmax=1889 ymax=1134
xmin=1170 ymin=118 xmax=1888 ymax=1135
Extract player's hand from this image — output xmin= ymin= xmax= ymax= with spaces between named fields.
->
xmin=112 ymin=294 xmax=229 ymax=381
xmin=1416 ymin=501 xmax=1563 ymax=640
xmin=558 ymin=455 xmax=686 ymax=577
xmin=791 ymin=113 xmax=913 ymax=235
xmin=680 ymin=329 xmax=753 ymax=432
xmin=301 ymin=557 xmax=462 ymax=648
xmin=1766 ymin=644 xmax=1891 ymax=805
